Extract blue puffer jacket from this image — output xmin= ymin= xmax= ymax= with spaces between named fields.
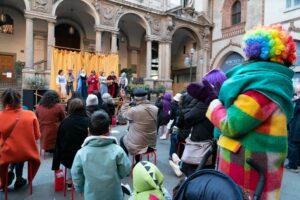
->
xmin=71 ymin=135 xmax=131 ymax=200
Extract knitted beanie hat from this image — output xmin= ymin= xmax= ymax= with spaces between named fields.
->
xmin=86 ymin=94 xmax=98 ymax=106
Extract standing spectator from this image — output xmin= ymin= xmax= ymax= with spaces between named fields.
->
xmin=87 ymin=70 xmax=99 ymax=94
xmin=86 ymin=94 xmax=100 ymax=118
xmin=99 ymin=72 xmax=108 ymax=95
xmin=107 ymin=71 xmax=118 ymax=97
xmin=102 ymin=93 xmax=115 ymax=120
xmin=66 ymin=91 xmax=84 ymax=112
xmin=156 ymin=93 xmax=172 ymax=138
xmin=76 ymin=69 xmax=88 ymax=99
xmin=56 ymin=69 xmax=67 ymax=99
xmin=118 ymin=72 xmax=128 ymax=95
xmin=71 ymin=110 xmax=131 ymax=200
xmin=52 ymin=98 xmax=89 ymax=189
xmin=0 ymin=89 xmax=40 ymax=190
xmin=286 ymin=86 xmax=300 ymax=172
xmin=66 ymin=69 xmax=75 ymax=97
xmin=36 ymin=90 xmax=65 ymax=153
xmin=206 ymin=25 xmax=297 ymax=199
xmin=119 ymin=88 xmax=158 ymax=164
xmin=169 ymin=70 xmax=227 ymax=177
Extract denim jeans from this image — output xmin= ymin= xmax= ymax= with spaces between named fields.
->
xmin=169 ymin=133 xmax=185 ymax=158
xmin=288 ymin=140 xmax=300 ymax=168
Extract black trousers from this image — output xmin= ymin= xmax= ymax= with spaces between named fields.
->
xmin=9 ymin=162 xmax=24 ymax=178
xmin=66 ymin=83 xmax=74 ymax=96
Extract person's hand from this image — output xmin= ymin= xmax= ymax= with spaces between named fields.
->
xmin=187 ymin=80 xmax=217 ymax=104
xmin=202 ymin=80 xmax=217 ymax=104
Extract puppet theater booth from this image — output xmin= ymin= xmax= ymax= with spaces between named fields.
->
xmin=49 ymin=48 xmax=119 ymax=95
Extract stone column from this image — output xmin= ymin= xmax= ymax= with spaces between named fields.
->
xmin=202 ymin=0 xmax=209 ymax=14
xmin=146 ymin=39 xmax=152 ymax=78
xmin=111 ymin=32 xmax=118 ymax=53
xmin=25 ymin=16 xmax=34 ymax=69
xmin=47 ymin=20 xmax=55 ymax=71
xmin=95 ymin=30 xmax=102 ymax=53
xmin=164 ymin=41 xmax=172 ymax=80
xmin=158 ymin=42 xmax=164 ymax=80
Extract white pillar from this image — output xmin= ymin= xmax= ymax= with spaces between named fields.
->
xmin=25 ymin=16 xmax=34 ymax=69
xmin=146 ymin=39 xmax=152 ymax=78
xmin=111 ymin=32 xmax=118 ymax=53
xmin=202 ymin=0 xmax=209 ymax=14
xmin=165 ymin=42 xmax=172 ymax=80
xmin=95 ymin=30 xmax=102 ymax=53
xmin=47 ymin=21 xmax=55 ymax=70
xmin=158 ymin=42 xmax=164 ymax=79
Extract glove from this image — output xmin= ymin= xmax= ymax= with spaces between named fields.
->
xmin=202 ymin=79 xmax=217 ymax=104
xmin=187 ymin=80 xmax=217 ymax=104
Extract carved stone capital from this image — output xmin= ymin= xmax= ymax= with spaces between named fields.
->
xmin=31 ymin=0 xmax=51 ymax=13
xmin=288 ymin=21 xmax=300 ymax=33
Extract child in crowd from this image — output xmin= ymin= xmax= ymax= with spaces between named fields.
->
xmin=130 ymin=161 xmax=172 ymax=200
xmin=71 ymin=110 xmax=131 ymax=200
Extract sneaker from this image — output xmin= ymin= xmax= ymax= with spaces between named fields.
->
xmin=172 ymin=153 xmax=181 ymax=165
xmin=285 ymin=164 xmax=300 ymax=173
xmin=160 ymin=134 xmax=167 ymax=140
xmin=14 ymin=178 xmax=27 ymax=190
xmin=169 ymin=160 xmax=183 ymax=177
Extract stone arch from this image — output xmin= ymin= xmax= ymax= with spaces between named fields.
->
xmin=171 ymin=25 xmax=202 ymax=48
xmin=115 ymin=12 xmax=151 ymax=36
xmin=52 ymin=0 xmax=100 ymax=26
xmin=210 ymin=42 xmax=245 ymax=69
xmin=23 ymin=0 xmax=30 ymax=11
xmin=56 ymin=18 xmax=86 ymax=39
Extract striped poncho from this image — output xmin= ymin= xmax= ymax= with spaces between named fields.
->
xmin=206 ymin=61 xmax=294 ymax=200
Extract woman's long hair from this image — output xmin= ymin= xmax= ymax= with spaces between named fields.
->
xmin=39 ymin=90 xmax=60 ymax=108
xmin=1 ymin=88 xmax=21 ymax=109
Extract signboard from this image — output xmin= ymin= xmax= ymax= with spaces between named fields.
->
xmin=221 ymin=52 xmax=244 ymax=72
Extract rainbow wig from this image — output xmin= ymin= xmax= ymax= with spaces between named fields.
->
xmin=243 ymin=24 xmax=297 ymax=67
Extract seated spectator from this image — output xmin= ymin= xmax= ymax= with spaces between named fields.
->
xmin=129 ymin=161 xmax=171 ymax=200
xmin=119 ymin=88 xmax=158 ymax=164
xmin=0 ymin=89 xmax=40 ymax=190
xmin=71 ymin=110 xmax=131 ymax=200
xmin=52 ymin=98 xmax=89 ymax=189
xmin=102 ymin=93 xmax=115 ymax=119
xmin=36 ymin=90 xmax=65 ymax=152
xmin=86 ymin=94 xmax=100 ymax=118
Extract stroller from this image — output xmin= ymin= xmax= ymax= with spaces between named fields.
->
xmin=174 ymin=146 xmax=266 ymax=200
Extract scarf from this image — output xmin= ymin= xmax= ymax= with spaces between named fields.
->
xmin=219 ymin=61 xmax=294 ymax=121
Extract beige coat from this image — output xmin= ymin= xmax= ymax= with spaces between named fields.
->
xmin=122 ymin=101 xmax=158 ymax=155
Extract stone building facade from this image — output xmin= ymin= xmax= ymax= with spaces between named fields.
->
xmin=0 ymin=0 xmax=213 ymax=91
xmin=210 ymin=0 xmax=300 ymax=79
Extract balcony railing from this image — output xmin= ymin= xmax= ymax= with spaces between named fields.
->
xmin=117 ymin=0 xmax=181 ymax=12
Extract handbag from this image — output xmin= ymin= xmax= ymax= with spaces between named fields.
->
xmin=0 ymin=111 xmax=22 ymax=158
xmin=181 ymin=137 xmax=212 ymax=165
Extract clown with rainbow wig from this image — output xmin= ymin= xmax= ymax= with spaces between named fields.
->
xmin=205 ymin=24 xmax=297 ymax=200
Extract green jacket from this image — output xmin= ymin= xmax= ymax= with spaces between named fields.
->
xmin=71 ymin=136 xmax=131 ymax=200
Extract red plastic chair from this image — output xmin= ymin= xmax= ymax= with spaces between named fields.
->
xmin=131 ymin=150 xmax=157 ymax=172
xmin=63 ymin=167 xmax=74 ymax=200
xmin=177 ymin=141 xmax=186 ymax=156
xmin=4 ymin=161 xmax=33 ymax=200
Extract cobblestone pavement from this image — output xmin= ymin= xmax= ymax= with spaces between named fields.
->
xmin=1 ymin=125 xmax=299 ymax=200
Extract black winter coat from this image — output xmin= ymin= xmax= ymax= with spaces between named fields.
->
xmin=289 ymin=98 xmax=300 ymax=142
xmin=184 ymin=101 xmax=214 ymax=142
xmin=86 ymin=105 xmax=100 ymax=118
xmin=52 ymin=112 xmax=89 ymax=170
xmin=155 ymin=98 xmax=170 ymax=126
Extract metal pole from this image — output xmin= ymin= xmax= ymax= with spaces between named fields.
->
xmin=189 ymin=55 xmax=192 ymax=82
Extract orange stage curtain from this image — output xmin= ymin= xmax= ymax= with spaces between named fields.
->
xmin=50 ymin=48 xmax=119 ymax=92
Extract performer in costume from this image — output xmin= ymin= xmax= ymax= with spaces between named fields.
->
xmin=87 ymin=70 xmax=99 ymax=94
xmin=107 ymin=71 xmax=118 ymax=97
xmin=76 ymin=69 xmax=88 ymax=99
xmin=206 ymin=24 xmax=297 ymax=200
xmin=99 ymin=72 xmax=108 ymax=95
xmin=66 ymin=69 xmax=75 ymax=96
xmin=56 ymin=69 xmax=67 ymax=98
